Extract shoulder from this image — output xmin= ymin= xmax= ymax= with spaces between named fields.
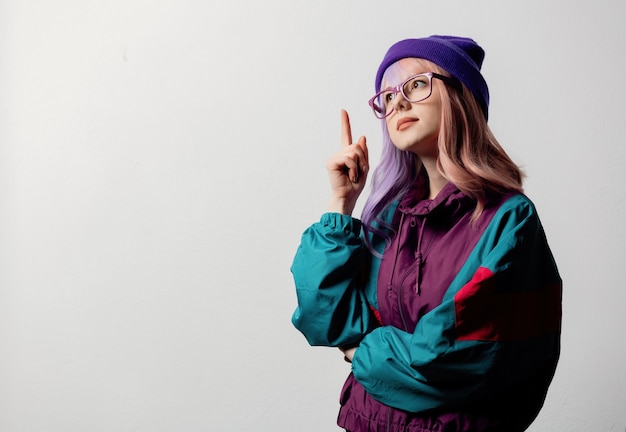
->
xmin=488 ymin=193 xmax=539 ymax=225
xmin=499 ymin=193 xmax=536 ymax=212
xmin=479 ymin=193 xmax=549 ymax=255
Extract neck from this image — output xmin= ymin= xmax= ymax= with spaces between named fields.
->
xmin=420 ymin=157 xmax=447 ymax=200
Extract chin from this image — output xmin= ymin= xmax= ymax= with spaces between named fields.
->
xmin=393 ymin=139 xmax=437 ymax=156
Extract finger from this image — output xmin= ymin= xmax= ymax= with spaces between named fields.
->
xmin=344 ymin=145 xmax=367 ymax=183
xmin=341 ymin=109 xmax=353 ymax=148
xmin=357 ymin=135 xmax=368 ymax=162
xmin=341 ymin=154 xmax=360 ymax=183
xmin=355 ymin=135 xmax=369 ymax=173
xmin=327 ymin=151 xmax=358 ymax=181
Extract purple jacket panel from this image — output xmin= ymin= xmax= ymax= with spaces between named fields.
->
xmin=338 ymin=184 xmax=549 ymax=432
xmin=376 ymin=182 xmax=508 ymax=331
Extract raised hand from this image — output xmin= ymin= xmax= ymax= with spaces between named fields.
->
xmin=326 ymin=110 xmax=369 ymax=215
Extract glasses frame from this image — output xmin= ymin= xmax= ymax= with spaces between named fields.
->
xmin=368 ymin=72 xmax=461 ymax=119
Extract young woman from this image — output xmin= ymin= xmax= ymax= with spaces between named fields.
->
xmin=291 ymin=35 xmax=562 ymax=432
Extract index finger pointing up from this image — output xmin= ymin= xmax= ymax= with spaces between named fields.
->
xmin=341 ymin=109 xmax=353 ymax=147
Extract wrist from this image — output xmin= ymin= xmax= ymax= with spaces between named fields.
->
xmin=328 ymin=196 xmax=356 ymax=215
xmin=339 ymin=346 xmax=358 ymax=363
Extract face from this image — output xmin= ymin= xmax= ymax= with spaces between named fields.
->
xmin=382 ymin=58 xmax=442 ymax=158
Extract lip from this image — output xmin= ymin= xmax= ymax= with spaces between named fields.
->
xmin=396 ymin=117 xmax=418 ymax=131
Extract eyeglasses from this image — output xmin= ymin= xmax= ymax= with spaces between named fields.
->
xmin=368 ymin=72 xmax=461 ymax=119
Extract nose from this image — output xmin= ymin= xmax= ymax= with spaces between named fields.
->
xmin=390 ymin=89 xmax=410 ymax=113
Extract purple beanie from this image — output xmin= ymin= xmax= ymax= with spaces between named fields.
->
xmin=375 ymin=35 xmax=489 ymax=118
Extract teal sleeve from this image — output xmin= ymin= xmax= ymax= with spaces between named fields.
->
xmin=351 ymin=195 xmax=562 ymax=412
xmin=291 ymin=212 xmax=379 ymax=347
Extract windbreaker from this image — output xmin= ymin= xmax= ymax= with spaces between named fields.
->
xmin=291 ymin=182 xmax=562 ymax=432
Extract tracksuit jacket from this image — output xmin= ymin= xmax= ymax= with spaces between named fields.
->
xmin=291 ymin=181 xmax=562 ymax=432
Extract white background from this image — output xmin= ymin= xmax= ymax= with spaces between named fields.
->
xmin=1 ymin=1 xmax=625 ymax=431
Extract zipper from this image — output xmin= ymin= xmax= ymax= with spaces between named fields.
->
xmin=414 ymin=216 xmax=427 ymax=295
xmin=391 ymin=214 xmax=427 ymax=332
xmin=397 ymin=278 xmax=409 ymax=332
xmin=389 ymin=213 xmax=409 ymax=331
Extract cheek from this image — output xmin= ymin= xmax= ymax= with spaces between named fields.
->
xmin=431 ymin=111 xmax=442 ymax=130
xmin=425 ymin=102 xmax=442 ymax=128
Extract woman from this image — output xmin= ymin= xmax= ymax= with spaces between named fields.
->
xmin=291 ymin=35 xmax=561 ymax=432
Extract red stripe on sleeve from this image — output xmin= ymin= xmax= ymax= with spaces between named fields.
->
xmin=454 ymin=267 xmax=561 ymax=341
xmin=368 ymin=304 xmax=384 ymax=326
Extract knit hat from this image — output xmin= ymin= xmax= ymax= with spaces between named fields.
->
xmin=375 ymin=35 xmax=489 ymax=119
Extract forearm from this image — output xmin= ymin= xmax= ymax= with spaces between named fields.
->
xmin=291 ymin=213 xmax=376 ymax=346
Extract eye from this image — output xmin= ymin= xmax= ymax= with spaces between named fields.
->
xmin=384 ymin=92 xmax=395 ymax=103
xmin=410 ymin=77 xmax=428 ymax=89
xmin=403 ymin=75 xmax=430 ymax=99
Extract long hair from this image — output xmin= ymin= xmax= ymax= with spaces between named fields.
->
xmin=361 ymin=59 xmax=524 ymax=254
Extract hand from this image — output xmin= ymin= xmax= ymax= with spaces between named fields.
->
xmin=339 ymin=346 xmax=357 ymax=363
xmin=326 ymin=110 xmax=369 ymax=215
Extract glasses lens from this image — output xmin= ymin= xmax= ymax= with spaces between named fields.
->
xmin=372 ymin=91 xmax=395 ymax=118
xmin=402 ymin=74 xmax=432 ymax=102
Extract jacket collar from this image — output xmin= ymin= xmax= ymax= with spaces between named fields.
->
xmin=398 ymin=180 xmax=471 ymax=217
